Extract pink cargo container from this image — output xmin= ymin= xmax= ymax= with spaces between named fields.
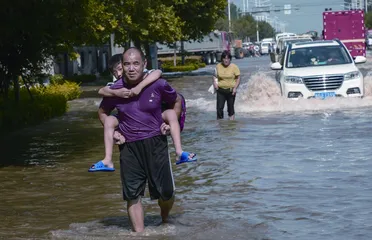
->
xmin=323 ymin=10 xmax=366 ymax=58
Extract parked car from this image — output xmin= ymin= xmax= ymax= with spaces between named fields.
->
xmin=270 ymin=40 xmax=366 ymax=99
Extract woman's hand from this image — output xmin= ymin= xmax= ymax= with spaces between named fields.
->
xmin=213 ymin=82 xmax=219 ymax=90
xmin=232 ymin=87 xmax=237 ymax=95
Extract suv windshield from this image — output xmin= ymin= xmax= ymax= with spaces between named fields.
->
xmin=286 ymin=45 xmax=352 ymax=68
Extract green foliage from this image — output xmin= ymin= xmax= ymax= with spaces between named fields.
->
xmin=161 ymin=57 xmax=205 ymax=72
xmin=0 ymin=81 xmax=81 ymax=133
xmin=198 ymin=63 xmax=207 ymax=68
xmin=45 ymin=81 xmax=82 ymax=101
xmin=214 ymin=17 xmax=229 ymax=32
xmin=163 ymin=65 xmax=199 ymax=72
xmin=233 ymin=15 xmax=256 ymax=40
xmin=258 ymin=21 xmax=276 ymax=40
xmin=161 ymin=58 xmax=205 ymax=71
xmin=173 ymin=0 xmax=228 ymax=40
xmin=213 ymin=3 xmax=276 ymax=42
xmin=107 ymin=0 xmax=227 ymax=53
xmin=366 ymin=12 xmax=372 ymax=29
xmin=1 ymin=0 xmax=228 ymax=97
xmin=50 ymin=74 xmax=65 ymax=85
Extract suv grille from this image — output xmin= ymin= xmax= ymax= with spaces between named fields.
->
xmin=302 ymin=75 xmax=344 ymax=91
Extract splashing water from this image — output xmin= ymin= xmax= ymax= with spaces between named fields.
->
xmin=188 ymin=72 xmax=372 ymax=114
xmin=364 ymin=76 xmax=372 ymax=97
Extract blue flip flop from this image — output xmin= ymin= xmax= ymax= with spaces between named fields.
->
xmin=88 ymin=161 xmax=115 ymax=172
xmin=176 ymin=152 xmax=197 ymax=165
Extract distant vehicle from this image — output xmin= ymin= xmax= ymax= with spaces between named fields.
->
xmin=367 ymin=29 xmax=372 ymax=49
xmin=323 ymin=9 xmax=366 ymax=58
xmin=156 ymin=30 xmax=245 ymax=65
xmin=275 ymin=32 xmax=296 ymax=43
xmin=304 ymin=30 xmax=319 ymax=40
xmin=261 ymin=38 xmax=274 ymax=43
xmin=270 ymin=39 xmax=366 ymax=99
xmin=276 ymin=36 xmax=313 ymax=55
xmin=270 ymin=35 xmax=313 ymax=63
xmin=260 ymin=41 xmax=273 ymax=55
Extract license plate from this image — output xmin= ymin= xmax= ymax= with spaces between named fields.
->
xmin=314 ymin=92 xmax=336 ymax=99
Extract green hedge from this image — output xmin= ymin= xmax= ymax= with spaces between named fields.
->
xmin=163 ymin=65 xmax=199 ymax=72
xmin=161 ymin=59 xmax=206 ymax=72
xmin=0 ymin=78 xmax=82 ymax=133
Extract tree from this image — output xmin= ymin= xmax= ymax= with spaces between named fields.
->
xmin=106 ymin=0 xmax=227 ymax=67
xmin=233 ymin=15 xmax=257 ymax=40
xmin=214 ymin=18 xmax=229 ymax=32
xmin=174 ymin=0 xmax=227 ymax=40
xmin=365 ymin=12 xmax=372 ymax=28
xmin=258 ymin=21 xmax=276 ymax=40
xmin=214 ymin=2 xmax=240 ymax=32
xmin=0 ymin=0 xmax=115 ymax=101
xmin=0 ymin=0 xmax=229 ymax=99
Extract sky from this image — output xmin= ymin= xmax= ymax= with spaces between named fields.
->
xmin=231 ymin=0 xmax=345 ymax=34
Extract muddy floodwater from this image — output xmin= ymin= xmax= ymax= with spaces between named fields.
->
xmin=2 ymin=61 xmax=372 ymax=239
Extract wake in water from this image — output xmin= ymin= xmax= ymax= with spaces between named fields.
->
xmin=188 ymin=72 xmax=372 ymax=114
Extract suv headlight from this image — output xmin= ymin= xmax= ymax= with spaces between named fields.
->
xmin=284 ymin=76 xmax=303 ymax=84
xmin=344 ymin=71 xmax=360 ymax=80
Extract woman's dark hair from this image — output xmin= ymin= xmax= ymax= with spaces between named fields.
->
xmin=221 ymin=50 xmax=232 ymax=60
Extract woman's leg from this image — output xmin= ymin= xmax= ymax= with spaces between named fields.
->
xmin=216 ymin=89 xmax=226 ymax=119
xmin=226 ymin=91 xmax=236 ymax=120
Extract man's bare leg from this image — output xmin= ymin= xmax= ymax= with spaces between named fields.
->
xmin=158 ymin=196 xmax=174 ymax=223
xmin=127 ymin=197 xmax=145 ymax=232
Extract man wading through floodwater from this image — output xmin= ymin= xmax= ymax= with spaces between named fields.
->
xmin=98 ymin=47 xmax=178 ymax=232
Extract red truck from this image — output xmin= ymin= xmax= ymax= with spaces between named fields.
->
xmin=323 ymin=9 xmax=366 ymax=58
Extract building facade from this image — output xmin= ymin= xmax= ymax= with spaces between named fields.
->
xmin=53 ymin=45 xmax=111 ymax=77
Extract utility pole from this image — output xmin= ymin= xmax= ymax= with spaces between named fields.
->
xmin=228 ymin=0 xmax=231 ymax=32
xmin=365 ymin=0 xmax=368 ymax=13
xmin=243 ymin=0 xmax=245 ymax=16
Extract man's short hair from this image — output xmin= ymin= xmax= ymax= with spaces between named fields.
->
xmin=123 ymin=47 xmax=146 ymax=62
xmin=108 ymin=54 xmax=123 ymax=71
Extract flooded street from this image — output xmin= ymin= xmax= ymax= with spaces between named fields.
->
xmin=1 ymin=56 xmax=372 ymax=240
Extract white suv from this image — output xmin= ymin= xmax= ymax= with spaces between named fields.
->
xmin=271 ymin=40 xmax=366 ymax=99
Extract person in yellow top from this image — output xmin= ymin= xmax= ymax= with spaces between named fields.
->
xmin=213 ymin=50 xmax=241 ymax=120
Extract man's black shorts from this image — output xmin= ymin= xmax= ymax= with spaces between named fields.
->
xmin=119 ymin=135 xmax=175 ymax=201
